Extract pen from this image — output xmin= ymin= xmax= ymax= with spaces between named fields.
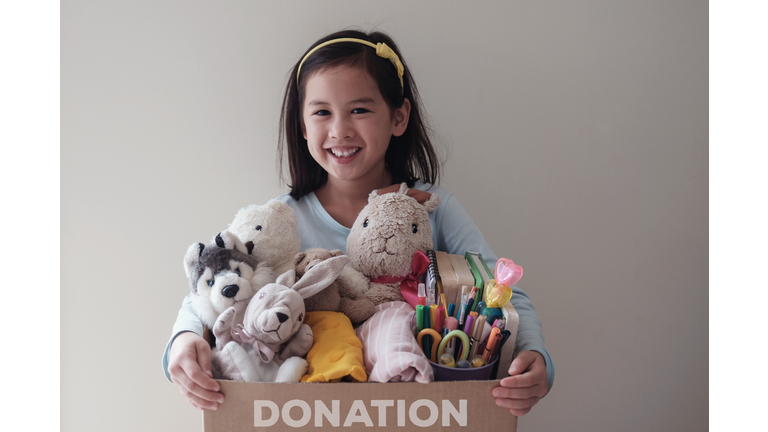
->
xmin=469 ymin=315 xmax=486 ymax=359
xmin=447 ymin=303 xmax=456 ymax=318
xmin=458 ymin=294 xmax=468 ymax=326
xmin=465 ymin=297 xmax=475 ymax=323
xmin=436 ymin=306 xmax=445 ymax=333
xmin=473 ymin=314 xmax=486 ymax=340
xmin=483 ymin=328 xmax=502 ymax=362
xmin=476 ymin=320 xmax=492 ymax=355
xmin=459 ymin=285 xmax=470 ymax=312
xmin=492 ymin=330 xmax=512 ymax=362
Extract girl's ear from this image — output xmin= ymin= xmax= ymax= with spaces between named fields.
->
xmin=391 ymin=98 xmax=411 ymax=137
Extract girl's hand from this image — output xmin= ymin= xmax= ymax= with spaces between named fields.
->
xmin=168 ymin=332 xmax=224 ymax=410
xmin=377 ymin=184 xmax=432 ymax=204
xmin=492 ymin=351 xmax=549 ymax=416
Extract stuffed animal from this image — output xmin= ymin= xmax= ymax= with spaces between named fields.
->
xmin=183 ymin=231 xmax=274 ymax=332
xmin=227 ymin=199 xmax=302 ymax=276
xmin=210 ymin=255 xmax=351 ymax=383
xmin=295 ymin=248 xmax=375 ymax=326
xmin=346 ymin=183 xmax=441 ymax=307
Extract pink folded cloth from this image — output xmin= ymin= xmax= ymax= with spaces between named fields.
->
xmin=355 ymin=301 xmax=434 ymax=383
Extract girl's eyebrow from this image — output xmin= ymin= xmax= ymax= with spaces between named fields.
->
xmin=306 ymin=97 xmax=376 ymax=107
xmin=350 ymin=97 xmax=375 ymax=104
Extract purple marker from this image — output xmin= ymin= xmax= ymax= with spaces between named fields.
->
xmin=463 ymin=315 xmax=475 ymax=335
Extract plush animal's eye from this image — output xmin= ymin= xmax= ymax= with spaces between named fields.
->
xmin=298 ymin=313 xmax=304 ymax=322
xmin=207 ymin=278 xmax=215 ymax=287
xmin=258 ymin=292 xmax=266 ymax=299
xmin=363 ymin=219 xmax=369 ymax=227
xmin=255 ymin=225 xmax=262 ymax=231
xmin=412 ymin=224 xmax=418 ymax=233
xmin=234 ymin=268 xmax=241 ymax=276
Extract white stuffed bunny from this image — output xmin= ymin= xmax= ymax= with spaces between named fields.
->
xmin=211 ymin=255 xmax=351 ymax=383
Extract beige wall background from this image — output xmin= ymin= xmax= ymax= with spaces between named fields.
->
xmin=61 ymin=1 xmax=708 ymax=430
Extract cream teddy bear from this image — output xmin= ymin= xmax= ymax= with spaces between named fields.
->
xmin=226 ymin=199 xmax=302 ymax=276
xmin=228 ymin=199 xmax=369 ymax=291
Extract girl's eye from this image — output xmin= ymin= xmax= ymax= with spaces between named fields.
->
xmin=351 ymin=108 xmax=370 ymax=114
xmin=412 ymin=224 xmax=418 ymax=233
xmin=363 ymin=219 xmax=369 ymax=227
xmin=314 ymin=109 xmax=331 ymax=116
xmin=234 ymin=268 xmax=241 ymax=276
xmin=207 ymin=278 xmax=215 ymax=287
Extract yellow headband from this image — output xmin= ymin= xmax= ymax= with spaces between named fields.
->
xmin=296 ymin=37 xmax=405 ymax=90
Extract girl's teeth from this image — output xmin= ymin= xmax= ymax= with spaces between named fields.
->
xmin=331 ymin=148 xmax=360 ymax=158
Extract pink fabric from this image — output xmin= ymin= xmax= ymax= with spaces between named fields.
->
xmin=355 ymin=301 xmax=434 ymax=383
xmin=370 ymin=251 xmax=431 ymax=309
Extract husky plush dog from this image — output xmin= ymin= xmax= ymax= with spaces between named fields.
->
xmin=183 ymin=231 xmax=273 ymax=331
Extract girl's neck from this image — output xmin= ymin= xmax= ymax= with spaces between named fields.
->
xmin=314 ymin=171 xmax=392 ymax=228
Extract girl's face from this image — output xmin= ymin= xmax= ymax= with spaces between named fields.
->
xmin=301 ymin=66 xmax=410 ymax=186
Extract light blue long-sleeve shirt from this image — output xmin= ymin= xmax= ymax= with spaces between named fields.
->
xmin=163 ymin=182 xmax=554 ymax=391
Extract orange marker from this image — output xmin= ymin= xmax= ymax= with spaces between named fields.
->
xmin=483 ymin=328 xmax=502 ymax=362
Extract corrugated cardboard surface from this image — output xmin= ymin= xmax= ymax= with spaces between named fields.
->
xmin=203 ymin=380 xmax=517 ymax=431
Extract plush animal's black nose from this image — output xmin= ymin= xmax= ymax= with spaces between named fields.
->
xmin=276 ymin=312 xmax=288 ymax=323
xmin=222 ymin=285 xmax=239 ymax=298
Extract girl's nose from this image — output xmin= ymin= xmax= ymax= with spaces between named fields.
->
xmin=329 ymin=115 xmax=354 ymax=140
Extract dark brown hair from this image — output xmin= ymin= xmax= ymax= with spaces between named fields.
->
xmin=278 ymin=29 xmax=441 ymax=199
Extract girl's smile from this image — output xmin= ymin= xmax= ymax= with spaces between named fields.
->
xmin=301 ymin=66 xmax=410 ymax=187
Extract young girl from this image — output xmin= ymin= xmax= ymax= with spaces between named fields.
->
xmin=164 ymin=29 xmax=554 ymax=417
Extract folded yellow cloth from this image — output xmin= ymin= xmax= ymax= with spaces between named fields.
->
xmin=301 ymin=311 xmax=368 ymax=383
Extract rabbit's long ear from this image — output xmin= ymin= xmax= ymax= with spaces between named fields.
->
xmin=276 ymin=269 xmax=296 ymax=287
xmin=293 ymin=255 xmax=351 ymax=299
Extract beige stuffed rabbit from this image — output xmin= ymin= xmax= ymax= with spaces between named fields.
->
xmin=211 ymin=255 xmax=350 ymax=383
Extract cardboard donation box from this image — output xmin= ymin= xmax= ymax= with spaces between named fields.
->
xmin=203 ymin=379 xmax=516 ymax=432
xmin=203 ymin=303 xmax=519 ymax=431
